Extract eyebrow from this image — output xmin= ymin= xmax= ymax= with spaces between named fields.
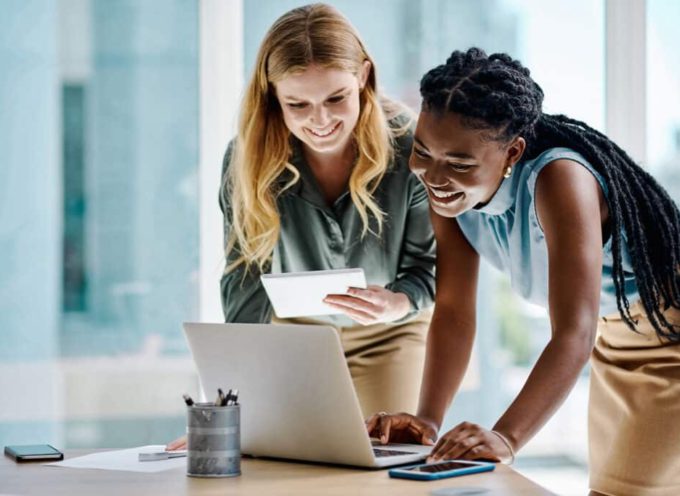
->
xmin=281 ymin=87 xmax=349 ymax=102
xmin=414 ymin=137 xmax=476 ymax=160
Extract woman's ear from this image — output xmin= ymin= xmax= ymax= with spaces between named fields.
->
xmin=507 ymin=136 xmax=526 ymax=167
xmin=359 ymin=60 xmax=371 ymax=90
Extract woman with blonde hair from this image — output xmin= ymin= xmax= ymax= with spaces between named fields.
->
xmin=167 ymin=3 xmax=434 ymax=451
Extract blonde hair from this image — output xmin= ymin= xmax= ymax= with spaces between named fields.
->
xmin=224 ymin=3 xmax=410 ymax=273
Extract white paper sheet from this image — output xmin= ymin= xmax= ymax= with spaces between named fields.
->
xmin=44 ymin=445 xmax=186 ymax=473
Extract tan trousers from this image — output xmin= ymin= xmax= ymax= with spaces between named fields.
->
xmin=589 ymin=301 xmax=680 ymax=496
xmin=272 ymin=309 xmax=431 ymax=419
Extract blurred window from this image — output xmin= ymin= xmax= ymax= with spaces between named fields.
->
xmin=0 ymin=0 xmax=199 ymax=449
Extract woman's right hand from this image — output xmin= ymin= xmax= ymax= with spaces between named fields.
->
xmin=166 ymin=435 xmax=187 ymax=451
xmin=365 ymin=412 xmax=438 ymax=446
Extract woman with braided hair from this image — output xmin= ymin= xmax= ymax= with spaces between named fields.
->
xmin=366 ymin=47 xmax=680 ymax=495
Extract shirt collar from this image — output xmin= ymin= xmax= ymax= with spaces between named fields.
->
xmin=278 ymin=138 xmax=339 ymax=209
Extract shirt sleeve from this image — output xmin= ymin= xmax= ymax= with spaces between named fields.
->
xmin=385 ymin=174 xmax=436 ymax=314
xmin=218 ymin=142 xmax=273 ymax=323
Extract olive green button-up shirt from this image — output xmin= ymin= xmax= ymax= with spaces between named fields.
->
xmin=219 ymin=129 xmax=436 ymax=326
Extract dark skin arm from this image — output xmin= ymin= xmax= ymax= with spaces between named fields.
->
xmin=417 ymin=210 xmax=480 ymax=429
xmin=366 ymin=207 xmax=480 ymax=445
xmin=489 ymin=160 xmax=604 ymax=454
xmin=367 ymin=159 xmax=606 ymax=462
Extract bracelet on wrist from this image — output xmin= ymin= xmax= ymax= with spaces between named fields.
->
xmin=490 ymin=429 xmax=516 ymax=465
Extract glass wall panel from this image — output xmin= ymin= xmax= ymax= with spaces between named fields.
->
xmin=0 ymin=0 xmax=62 ymax=446
xmin=0 ymin=0 xmax=200 ymax=449
xmin=647 ymin=0 xmax=680 ymax=191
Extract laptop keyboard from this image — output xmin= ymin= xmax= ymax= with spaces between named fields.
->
xmin=373 ymin=448 xmax=416 ymax=457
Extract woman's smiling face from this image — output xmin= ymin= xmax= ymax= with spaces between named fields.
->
xmin=274 ymin=62 xmax=369 ymax=155
xmin=409 ymin=111 xmax=525 ymax=218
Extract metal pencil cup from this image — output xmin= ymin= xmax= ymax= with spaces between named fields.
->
xmin=186 ymin=403 xmax=241 ymax=478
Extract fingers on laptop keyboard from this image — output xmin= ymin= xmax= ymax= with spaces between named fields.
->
xmin=365 ymin=412 xmax=399 ymax=444
xmin=366 ymin=413 xmax=438 ymax=446
xmin=365 ymin=413 xmax=386 ymax=443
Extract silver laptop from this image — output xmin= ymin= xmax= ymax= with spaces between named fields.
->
xmin=182 ymin=322 xmax=431 ymax=468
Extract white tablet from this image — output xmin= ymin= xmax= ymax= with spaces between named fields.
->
xmin=260 ymin=268 xmax=367 ymax=318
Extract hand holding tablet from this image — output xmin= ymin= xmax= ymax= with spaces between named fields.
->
xmin=323 ymin=285 xmax=413 ymax=325
xmin=261 ymin=268 xmax=367 ymax=318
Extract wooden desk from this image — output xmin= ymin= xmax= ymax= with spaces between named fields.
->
xmin=2 ymin=450 xmax=555 ymax=495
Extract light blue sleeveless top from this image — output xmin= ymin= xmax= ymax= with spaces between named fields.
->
xmin=456 ymin=147 xmax=638 ymax=316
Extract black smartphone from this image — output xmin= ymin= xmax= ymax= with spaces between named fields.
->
xmin=4 ymin=444 xmax=64 ymax=462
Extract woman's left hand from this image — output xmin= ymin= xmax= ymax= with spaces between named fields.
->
xmin=427 ymin=422 xmax=513 ymax=464
xmin=323 ymin=285 xmax=411 ymax=325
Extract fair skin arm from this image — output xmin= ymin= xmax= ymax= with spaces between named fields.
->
xmin=367 ymin=160 xmax=604 ymax=462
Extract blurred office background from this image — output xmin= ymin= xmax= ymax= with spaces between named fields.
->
xmin=1 ymin=0 xmax=678 ymax=493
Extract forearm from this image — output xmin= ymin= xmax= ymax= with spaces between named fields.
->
xmin=417 ymin=311 xmax=475 ymax=428
xmin=492 ymin=330 xmax=593 ymax=451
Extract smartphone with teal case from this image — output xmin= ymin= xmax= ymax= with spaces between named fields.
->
xmin=389 ymin=459 xmax=495 ymax=480
xmin=4 ymin=444 xmax=64 ymax=462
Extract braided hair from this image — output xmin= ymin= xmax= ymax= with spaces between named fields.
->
xmin=420 ymin=47 xmax=680 ymax=342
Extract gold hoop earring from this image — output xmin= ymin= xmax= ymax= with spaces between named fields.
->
xmin=503 ymin=166 xmax=512 ymax=178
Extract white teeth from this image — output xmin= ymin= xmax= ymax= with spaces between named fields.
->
xmin=308 ymin=123 xmax=339 ymax=137
xmin=430 ymin=188 xmax=458 ymax=199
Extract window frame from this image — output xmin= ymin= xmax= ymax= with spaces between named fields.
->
xmin=605 ymin=0 xmax=647 ymax=164
xmin=199 ymin=0 xmax=244 ymax=321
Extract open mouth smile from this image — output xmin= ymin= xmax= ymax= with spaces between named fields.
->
xmin=306 ymin=122 xmax=341 ymax=138
xmin=427 ymin=186 xmax=464 ymax=205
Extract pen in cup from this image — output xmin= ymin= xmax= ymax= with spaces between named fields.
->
xmin=182 ymin=389 xmax=237 ymax=408
xmin=216 ymin=388 xmax=226 ymax=406
xmin=186 ymin=393 xmax=241 ymax=477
